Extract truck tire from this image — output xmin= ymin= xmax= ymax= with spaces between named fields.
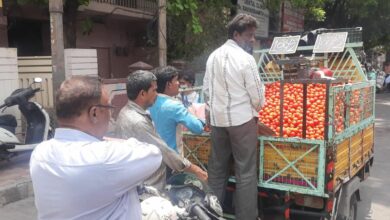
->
xmin=336 ymin=176 xmax=360 ymax=220
xmin=348 ymin=194 xmax=357 ymax=220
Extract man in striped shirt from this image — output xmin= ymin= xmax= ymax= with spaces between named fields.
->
xmin=203 ymin=13 xmax=266 ymax=220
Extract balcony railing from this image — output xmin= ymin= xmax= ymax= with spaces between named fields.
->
xmin=91 ymin=0 xmax=158 ymax=13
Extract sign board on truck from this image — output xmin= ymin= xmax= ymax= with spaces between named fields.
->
xmin=313 ymin=32 xmax=348 ymax=53
xmin=269 ymin=35 xmax=301 ymax=54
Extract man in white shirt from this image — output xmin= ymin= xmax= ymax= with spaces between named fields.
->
xmin=30 ymin=76 xmax=162 ymax=220
xmin=203 ymin=13 xmax=265 ymax=220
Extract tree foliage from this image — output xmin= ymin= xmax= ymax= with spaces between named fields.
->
xmin=167 ymin=0 xmax=390 ymax=62
xmin=265 ymin=0 xmax=327 ymax=21
xmin=166 ymin=0 xmax=232 ymax=61
xmin=13 ymin=0 xmax=390 ymax=61
xmin=318 ymin=0 xmax=390 ymax=50
xmin=167 ymin=0 xmax=203 ymax=34
xmin=166 ymin=0 xmax=329 ymax=62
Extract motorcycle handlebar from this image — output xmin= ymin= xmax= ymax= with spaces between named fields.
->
xmin=30 ymin=87 xmax=41 ymax=97
xmin=192 ymin=205 xmax=211 ymax=220
xmin=3 ymin=87 xmax=41 ymax=108
xmin=33 ymin=88 xmax=41 ymax=93
xmin=19 ymin=87 xmax=36 ymax=101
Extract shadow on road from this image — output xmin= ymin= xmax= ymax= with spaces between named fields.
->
xmin=357 ymin=93 xmax=390 ymax=220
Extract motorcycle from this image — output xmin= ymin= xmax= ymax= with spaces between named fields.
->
xmin=374 ymin=70 xmax=386 ymax=93
xmin=364 ymin=62 xmax=388 ymax=93
xmin=140 ymin=173 xmax=225 ymax=220
xmin=0 ymin=77 xmax=53 ymax=160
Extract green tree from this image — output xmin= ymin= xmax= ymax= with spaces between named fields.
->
xmin=167 ymin=0 xmax=232 ymax=61
xmin=265 ymin=0 xmax=327 ymax=22
xmin=166 ymin=0 xmax=329 ymax=62
xmin=305 ymin=0 xmax=390 ymax=50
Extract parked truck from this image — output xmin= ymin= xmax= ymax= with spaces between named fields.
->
xmin=183 ymin=27 xmax=374 ymax=220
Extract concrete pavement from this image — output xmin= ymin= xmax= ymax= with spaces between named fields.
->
xmin=0 ymin=151 xmax=33 ymax=207
xmin=0 ymin=197 xmax=36 ymax=220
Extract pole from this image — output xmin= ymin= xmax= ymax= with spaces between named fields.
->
xmin=0 ymin=0 xmax=8 ymax=47
xmin=49 ymin=0 xmax=65 ymax=104
xmin=158 ymin=0 xmax=167 ymax=67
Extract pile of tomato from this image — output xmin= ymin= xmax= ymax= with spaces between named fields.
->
xmin=349 ymin=90 xmax=362 ymax=126
xmin=259 ymin=82 xmax=327 ymax=140
xmin=259 ymin=81 xmax=367 ymax=140
xmin=333 ymin=91 xmax=345 ymax=133
xmin=334 ymin=89 xmax=366 ymax=133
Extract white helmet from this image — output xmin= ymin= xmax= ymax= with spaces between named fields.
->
xmin=141 ymin=196 xmax=185 ymax=220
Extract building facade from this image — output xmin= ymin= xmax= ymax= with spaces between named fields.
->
xmin=1 ymin=0 xmax=159 ymax=78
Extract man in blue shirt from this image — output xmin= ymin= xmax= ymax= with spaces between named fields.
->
xmin=149 ymin=66 xmax=204 ymax=155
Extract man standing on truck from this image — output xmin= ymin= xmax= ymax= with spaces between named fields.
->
xmin=115 ymin=70 xmax=207 ymax=190
xmin=203 ymin=13 xmax=266 ymax=220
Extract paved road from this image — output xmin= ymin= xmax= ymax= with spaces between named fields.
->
xmin=0 ymin=197 xmax=36 ymax=220
xmin=0 ymin=151 xmax=32 ymax=188
xmin=1 ymin=94 xmax=390 ymax=220
xmin=357 ymin=93 xmax=390 ymax=220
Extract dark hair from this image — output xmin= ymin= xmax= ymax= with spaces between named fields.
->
xmin=126 ymin=70 xmax=157 ymax=100
xmin=384 ymin=61 xmax=390 ymax=67
xmin=152 ymin=66 xmax=179 ymax=93
xmin=179 ymin=71 xmax=195 ymax=86
xmin=56 ymin=76 xmax=101 ymax=119
xmin=227 ymin=13 xmax=257 ymax=39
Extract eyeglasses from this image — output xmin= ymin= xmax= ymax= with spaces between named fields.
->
xmin=89 ymin=104 xmax=117 ymax=115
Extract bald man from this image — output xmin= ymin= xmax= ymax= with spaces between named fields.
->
xmin=30 ymin=76 xmax=162 ymax=220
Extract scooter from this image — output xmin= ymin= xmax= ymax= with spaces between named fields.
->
xmin=140 ymin=173 xmax=225 ymax=220
xmin=0 ymin=78 xmax=53 ymax=160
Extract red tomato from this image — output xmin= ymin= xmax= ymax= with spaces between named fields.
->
xmin=259 ymin=82 xmax=329 ymax=139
